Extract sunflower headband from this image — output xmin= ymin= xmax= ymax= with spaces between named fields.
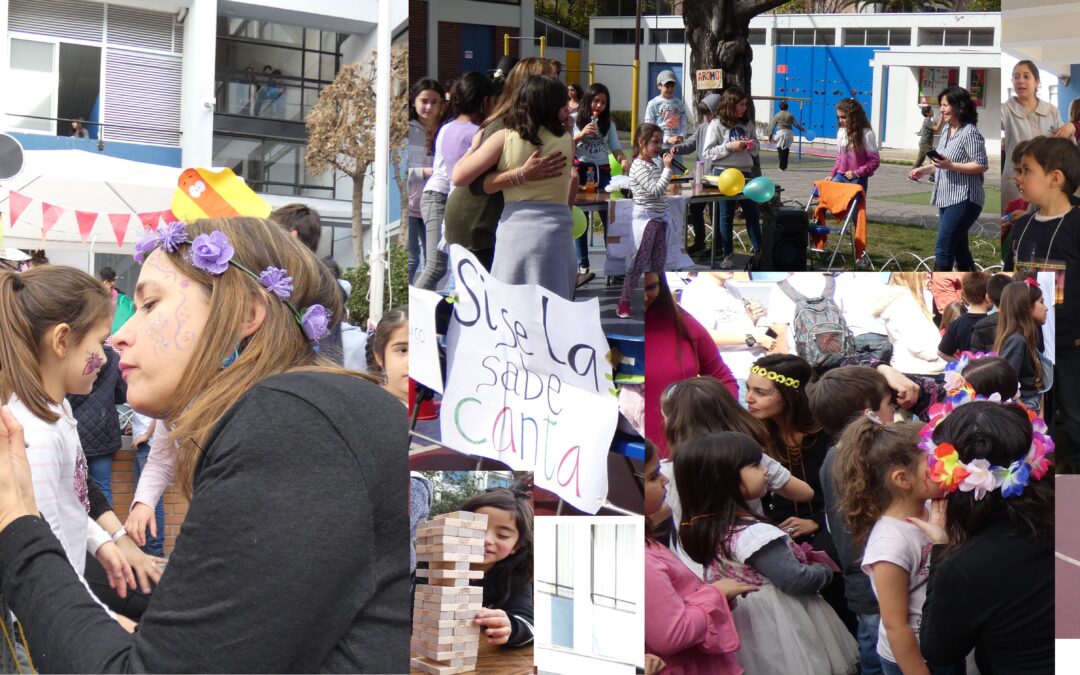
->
xmin=750 ymin=364 xmax=800 ymax=389
xmin=134 ymin=222 xmax=330 ymax=345
xmin=919 ymin=354 xmax=1053 ymax=499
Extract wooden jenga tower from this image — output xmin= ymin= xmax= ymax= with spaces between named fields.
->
xmin=411 ymin=511 xmax=488 ymax=674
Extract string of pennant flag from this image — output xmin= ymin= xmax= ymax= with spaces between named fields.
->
xmin=3 ymin=189 xmax=174 ymax=247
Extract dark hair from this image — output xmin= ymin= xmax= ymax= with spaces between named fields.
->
xmin=836 ymin=98 xmax=872 ymax=153
xmin=750 ymin=354 xmax=821 ymax=442
xmin=633 ymin=123 xmax=662 ymax=158
xmin=485 ymin=58 xmax=558 ymax=128
xmin=718 ymin=86 xmax=750 ymax=128
xmin=675 ymin=432 xmax=767 ymax=564
xmin=270 ymin=203 xmax=321 ymax=252
xmin=962 ymin=357 xmax=1019 ymax=400
xmin=939 ymin=301 xmax=965 ymax=334
xmin=98 ymin=266 xmax=117 ymax=282
xmin=961 ymin=270 xmax=989 ymax=305
xmin=933 ymin=402 xmax=1052 ymax=548
xmin=1021 ymin=135 xmax=1080 ymax=194
xmin=1010 ymin=138 xmax=1034 ymax=166
xmin=938 ymin=86 xmax=978 ymax=126
xmin=835 ymin=419 xmax=924 ymax=549
xmin=460 ymin=487 xmax=534 ymax=608
xmin=366 ymin=305 xmax=408 ymax=378
xmin=661 ymin=376 xmax=776 ymax=460
xmin=994 ymin=281 xmax=1044 ymax=388
xmin=807 ymin=366 xmax=891 ymax=436
xmin=575 ymin=82 xmax=613 ymax=136
xmin=449 ymin=71 xmax=495 ymax=123
xmin=409 ymin=78 xmax=448 ymax=153
xmin=922 ymin=106 xmax=933 ymax=117
xmin=28 ymin=250 xmax=48 ymax=267
xmin=567 ymin=82 xmax=584 ymax=103
xmin=0 ymin=266 xmax=112 ymax=423
xmin=1013 ymin=60 xmax=1040 ymax=84
xmin=987 ymin=273 xmax=1013 ymax=306
xmin=271 ymin=69 xmax=282 ymax=77
xmin=504 ymin=75 xmax=568 ymax=146
xmin=779 ymin=101 xmax=789 ymax=111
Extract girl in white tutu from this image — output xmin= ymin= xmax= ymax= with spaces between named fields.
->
xmin=676 ymin=431 xmax=858 ymax=675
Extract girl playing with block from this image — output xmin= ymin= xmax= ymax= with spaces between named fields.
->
xmin=461 ymin=487 xmax=535 ymax=647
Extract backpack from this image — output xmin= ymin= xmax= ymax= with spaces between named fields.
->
xmin=778 ymin=276 xmax=856 ymax=366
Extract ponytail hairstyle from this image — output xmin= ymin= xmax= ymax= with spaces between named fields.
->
xmin=994 ymin=281 xmax=1044 ymax=388
xmin=933 ymin=401 xmax=1052 ymax=549
xmin=409 ymin=77 xmax=447 ymax=155
xmin=661 ymin=376 xmax=776 ymax=460
xmin=366 ymin=305 xmax=409 ymax=382
xmin=961 ymin=356 xmax=1019 ymax=401
xmin=0 ymin=266 xmax=112 ymax=423
xmin=836 ymin=98 xmax=871 ymax=153
xmin=633 ymin=122 xmax=662 ymax=159
xmin=834 ymin=418 xmax=924 ymax=549
xmin=575 ymin=82 xmax=613 ymax=136
xmin=461 ymin=487 xmax=534 ymax=608
xmin=449 ymin=71 xmax=496 ymax=125
xmin=675 ymin=432 xmax=767 ymax=565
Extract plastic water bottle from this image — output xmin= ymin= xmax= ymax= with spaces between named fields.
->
xmin=585 ymin=167 xmax=597 ymax=193
xmin=694 ymin=161 xmax=704 ymax=191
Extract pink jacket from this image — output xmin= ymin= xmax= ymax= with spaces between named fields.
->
xmin=829 ymin=128 xmax=880 ymax=180
xmin=645 ymin=541 xmax=743 ymax=674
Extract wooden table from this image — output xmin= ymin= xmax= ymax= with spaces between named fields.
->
xmin=411 ymin=639 xmax=533 ymax=674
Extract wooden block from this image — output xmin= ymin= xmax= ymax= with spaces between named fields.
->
xmin=426 ymin=577 xmax=473 ymax=587
xmin=416 ymin=607 xmax=458 ymax=621
xmin=424 ymin=568 xmax=485 ymax=580
xmin=418 ymin=615 xmax=475 ymax=630
xmin=417 ymin=584 xmax=483 ymax=597
xmin=411 ymin=656 xmax=474 ymax=675
xmin=414 ymin=642 xmax=475 ymax=662
xmin=429 ymin=560 xmax=474 ymax=570
xmin=416 ymin=552 xmax=485 ymax=564
xmin=415 ymin=630 xmax=480 ymax=646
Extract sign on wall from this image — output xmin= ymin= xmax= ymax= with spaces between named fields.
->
xmin=968 ymin=69 xmax=986 ymax=107
xmin=918 ymin=67 xmax=959 ymax=106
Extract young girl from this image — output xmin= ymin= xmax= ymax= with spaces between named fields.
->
xmin=676 ymin=432 xmax=858 ymax=675
xmin=835 ymin=417 xmax=953 ymax=675
xmin=0 ymin=217 xmax=408 ymax=672
xmin=913 ymin=401 xmax=1053 ymax=672
xmin=643 ymin=438 xmax=754 ymax=674
xmin=415 ymin=72 xmax=495 ymax=290
xmin=408 ymin=78 xmax=447 ymax=282
xmin=0 ymin=266 xmax=136 ymax=628
xmin=366 ymin=306 xmax=410 ymax=406
xmin=703 ymin=87 xmax=761 ymax=268
xmin=830 ymin=98 xmax=880 ymax=194
xmin=460 ymin=488 xmax=534 ymax=648
xmin=573 ymin=82 xmax=629 ymax=278
xmin=620 ymin=123 xmax=674 ymax=318
xmin=567 ymin=82 xmax=584 ymax=120
xmin=452 ymin=74 xmax=577 ymax=299
xmin=994 ymin=280 xmax=1049 ymax=412
xmin=958 ymin=355 xmax=1019 ymax=400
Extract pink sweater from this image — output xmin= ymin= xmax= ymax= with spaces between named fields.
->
xmin=645 ymin=541 xmax=743 ymax=674
xmin=829 ymin=128 xmax=880 ymax=180
xmin=645 ymin=303 xmax=737 ymax=459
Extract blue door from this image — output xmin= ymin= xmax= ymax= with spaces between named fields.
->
xmin=773 ymin=46 xmax=876 ymax=140
xmin=460 ymin=24 xmax=495 ymax=76
xmin=647 ymin=61 xmax=683 ymax=108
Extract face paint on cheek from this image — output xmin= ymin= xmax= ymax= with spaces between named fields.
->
xmin=83 ymin=351 xmax=105 ymax=376
xmin=147 ymin=252 xmax=199 ymax=352
xmin=146 ymin=314 xmax=172 ymax=353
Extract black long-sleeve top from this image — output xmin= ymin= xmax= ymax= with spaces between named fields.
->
xmin=0 ymin=371 xmax=409 ymax=672
xmin=477 ymin=569 xmax=534 ymax=648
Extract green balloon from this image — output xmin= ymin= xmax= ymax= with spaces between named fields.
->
xmin=572 ymin=206 xmax=588 ymax=239
xmin=609 ymin=153 xmax=623 ymax=176
xmin=743 ymin=176 xmax=776 ymax=203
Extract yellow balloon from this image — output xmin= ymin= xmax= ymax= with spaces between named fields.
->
xmin=717 ymin=168 xmax=746 ymax=196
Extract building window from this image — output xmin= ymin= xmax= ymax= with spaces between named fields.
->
xmin=9 ymin=38 xmax=102 ymax=137
xmin=595 ymin=0 xmax=676 ymax=14
xmin=749 ymin=29 xmax=766 ymax=46
xmin=919 ymin=27 xmax=995 ymax=47
xmin=777 ymin=29 xmax=834 ymax=46
xmin=594 ymin=28 xmax=638 ymax=45
xmin=538 ymin=524 xmax=574 ymax=599
xmin=213 ymin=134 xmax=336 ymax=199
xmin=649 ymin=28 xmax=686 ymax=44
xmin=591 ymin=523 xmax=637 ymax=612
xmin=843 ymin=28 xmax=909 ymax=46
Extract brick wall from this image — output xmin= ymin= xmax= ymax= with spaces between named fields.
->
xmin=437 ymin=21 xmax=460 ymax=86
xmin=110 ymin=442 xmax=189 ymax=555
xmin=496 ymin=26 xmax=520 ymax=60
xmin=409 ymin=0 xmax=428 ymax=80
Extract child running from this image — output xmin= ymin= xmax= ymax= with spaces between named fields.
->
xmin=676 ymin=431 xmax=858 ymax=675
xmin=994 ymin=280 xmax=1050 ymax=413
xmin=620 ymin=123 xmax=673 ymax=318
xmin=461 ymin=488 xmax=534 ymax=648
xmin=835 ymin=418 xmax=958 ymax=675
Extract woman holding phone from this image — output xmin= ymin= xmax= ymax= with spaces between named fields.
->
xmin=907 ymin=86 xmax=988 ymax=271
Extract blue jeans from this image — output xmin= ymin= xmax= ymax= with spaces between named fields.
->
xmin=857 ymin=613 xmax=884 ymax=675
xmin=133 ymin=442 xmax=165 ymax=556
xmin=407 ymin=215 xmax=425 ymax=282
xmin=935 ymin=200 xmax=982 ymax=271
xmin=831 ymin=173 xmax=870 ymax=195
xmin=86 ymin=454 xmax=113 ymax=507
xmin=575 ymin=165 xmax=611 ymax=269
xmin=881 ymin=657 xmax=965 ymax=675
xmin=718 ymin=197 xmax=761 ymax=255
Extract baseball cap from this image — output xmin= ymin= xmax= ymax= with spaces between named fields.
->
xmin=702 ymin=93 xmax=722 ymax=115
xmin=656 ymin=70 xmax=677 ymax=85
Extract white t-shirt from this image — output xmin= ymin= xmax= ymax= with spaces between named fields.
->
xmin=679 ymin=276 xmax=764 ymax=380
xmin=861 ymin=515 xmax=934 ymax=664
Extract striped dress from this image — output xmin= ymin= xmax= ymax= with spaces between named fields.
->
xmin=931 ymin=123 xmax=988 ymax=208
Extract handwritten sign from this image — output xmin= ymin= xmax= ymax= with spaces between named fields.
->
xmin=695 ymin=68 xmax=724 ymax=90
xmin=409 ymin=286 xmax=445 ymax=393
xmin=440 ymin=245 xmax=618 ymax=514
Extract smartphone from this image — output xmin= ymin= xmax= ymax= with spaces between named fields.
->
xmin=765 ymin=328 xmax=778 ymax=339
xmin=926 ymin=149 xmax=945 ymax=161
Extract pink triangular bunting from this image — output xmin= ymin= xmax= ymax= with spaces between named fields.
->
xmin=138 ymin=211 xmax=163 ymax=231
xmin=109 ymin=214 xmax=131 ymax=247
xmin=75 ymin=211 xmax=98 ymax=244
xmin=41 ymin=202 xmax=65 ymax=237
xmin=9 ymin=191 xmax=31 ymax=226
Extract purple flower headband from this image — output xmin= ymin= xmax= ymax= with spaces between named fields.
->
xmin=135 ymin=222 xmax=330 ymax=344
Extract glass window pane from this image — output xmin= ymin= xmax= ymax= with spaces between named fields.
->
xmin=322 ymin=31 xmax=337 ymax=52
xmin=944 ymin=30 xmax=967 ymax=47
xmin=865 ymin=29 xmax=888 ymax=45
xmin=305 ymin=28 xmax=319 ymax=50
xmin=321 ymin=54 xmax=336 ymax=82
xmin=749 ymin=29 xmax=766 ymax=45
xmin=890 ymin=30 xmax=911 ymax=46
xmin=10 ymin=39 xmax=55 ymax=132
xmin=970 ymin=29 xmax=994 ymax=46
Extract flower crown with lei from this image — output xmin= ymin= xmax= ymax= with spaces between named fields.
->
xmin=134 ymin=221 xmax=330 ymax=344
xmin=919 ymin=351 xmax=1053 ymax=500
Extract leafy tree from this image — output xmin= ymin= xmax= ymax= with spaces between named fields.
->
xmin=342 ymin=242 xmax=409 ymax=327
xmin=421 ymin=472 xmax=486 ymax=516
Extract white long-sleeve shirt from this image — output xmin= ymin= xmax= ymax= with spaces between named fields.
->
xmin=629 ymin=157 xmax=673 ymax=213
xmin=133 ymin=420 xmax=176 ymax=509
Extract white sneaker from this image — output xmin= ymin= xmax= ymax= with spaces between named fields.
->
xmin=719 ymin=254 xmax=734 ymax=270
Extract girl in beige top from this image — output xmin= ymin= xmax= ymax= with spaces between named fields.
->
xmin=1003 ymin=60 xmax=1070 ymax=204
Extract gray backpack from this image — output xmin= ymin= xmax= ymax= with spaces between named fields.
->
xmin=778 ymin=276 xmax=855 ymax=366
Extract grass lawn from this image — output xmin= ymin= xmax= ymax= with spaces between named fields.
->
xmin=876 ymin=187 xmax=1001 ymax=217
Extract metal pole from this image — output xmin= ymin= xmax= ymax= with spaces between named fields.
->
xmin=369 ymin=0 xmax=391 ymax=324
xmin=589 ymin=61 xmax=595 ymax=85
xmin=504 ymin=33 xmax=510 ymax=57
xmin=631 ymin=0 xmax=642 ymax=143
xmin=540 ymin=35 xmax=546 ymax=58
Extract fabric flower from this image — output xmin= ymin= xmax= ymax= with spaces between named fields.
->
xmin=958 ymin=459 xmax=1000 ymax=500
xmin=1000 ymin=460 xmax=1031 ymax=498
xmin=134 ymin=229 xmax=159 ymax=264
xmin=300 ymin=304 xmax=330 ymax=342
xmin=189 ymin=231 xmax=234 ymax=275
xmin=157 ymin=221 xmax=188 ymax=253
xmin=259 ymin=266 xmax=294 ymax=301
xmin=1026 ymin=438 xmax=1053 ymax=480
xmin=928 ymin=443 xmax=969 ymax=492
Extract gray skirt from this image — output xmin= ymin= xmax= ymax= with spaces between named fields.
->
xmin=491 ymin=200 xmax=576 ymax=300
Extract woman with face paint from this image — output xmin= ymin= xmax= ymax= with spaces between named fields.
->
xmin=0 ymin=217 xmax=409 ymax=672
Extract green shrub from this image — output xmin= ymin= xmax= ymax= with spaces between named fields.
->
xmin=610 ymin=109 xmax=632 ymax=133
xmin=342 ymin=243 xmax=409 ymax=327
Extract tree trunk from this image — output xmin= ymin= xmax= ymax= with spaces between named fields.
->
xmin=351 ymin=172 xmax=366 ymax=267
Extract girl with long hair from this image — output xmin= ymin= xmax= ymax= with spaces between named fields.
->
xmin=702 ymin=86 xmax=761 ymax=268
xmin=830 ymin=98 xmax=880 ymax=193
xmin=408 ymin=78 xmax=447 ymax=281
xmin=994 ymin=280 xmax=1050 ymax=412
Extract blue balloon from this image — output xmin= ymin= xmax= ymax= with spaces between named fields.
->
xmin=743 ymin=176 xmax=776 ymax=204
xmin=803 ymin=129 xmax=816 ymax=142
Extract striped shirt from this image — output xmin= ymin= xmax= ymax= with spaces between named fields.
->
xmin=930 ymin=123 xmax=988 ymax=208
xmin=630 ymin=158 xmax=673 ymax=213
